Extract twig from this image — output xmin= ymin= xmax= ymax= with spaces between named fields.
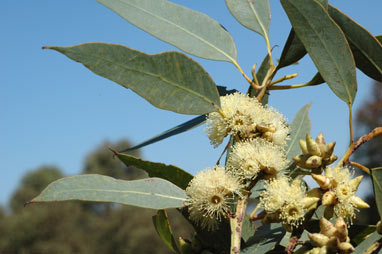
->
xmin=230 ymin=197 xmax=248 ymax=254
xmin=349 ymin=161 xmax=370 ymax=174
xmin=269 ymin=73 xmax=298 ymax=86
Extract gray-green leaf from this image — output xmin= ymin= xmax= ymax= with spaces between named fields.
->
xmin=371 ymin=167 xmax=382 ymax=218
xmin=225 ymin=0 xmax=270 ymax=38
xmin=353 ymin=231 xmax=382 ymax=254
xmin=114 ymin=152 xmax=193 ymax=190
xmin=281 ymin=0 xmax=357 ymax=105
xmin=328 ymin=5 xmax=382 ymax=82
xmin=30 ymin=175 xmax=187 ymax=209
xmin=98 ymin=0 xmax=237 ymax=63
xmin=286 ymin=103 xmax=312 ymax=160
xmin=45 ymin=43 xmax=220 ymax=115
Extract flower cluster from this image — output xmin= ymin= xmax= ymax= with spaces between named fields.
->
xmin=312 ymin=166 xmax=369 ymax=221
xmin=205 ymin=92 xmax=289 ymax=147
xmin=185 ymin=166 xmax=243 ymax=230
xmin=260 ymin=177 xmax=317 ymax=227
xmin=226 ymin=138 xmax=288 ymax=179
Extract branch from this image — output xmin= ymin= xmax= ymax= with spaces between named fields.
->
xmin=230 ymin=197 xmax=248 ymax=254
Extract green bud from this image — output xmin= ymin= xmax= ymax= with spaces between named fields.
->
xmin=306 ymin=155 xmax=323 ymax=168
xmin=316 ymin=132 xmax=326 ymax=145
xmin=306 ymin=134 xmax=321 ymax=156
xmin=299 ymin=139 xmax=309 ymax=154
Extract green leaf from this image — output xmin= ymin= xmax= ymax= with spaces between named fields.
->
xmin=353 ymin=231 xmax=381 ymax=254
xmin=371 ymin=167 xmax=382 ymax=218
xmin=153 ymin=209 xmax=180 ymax=253
xmin=328 ymin=5 xmax=382 ymax=82
xmin=242 ymin=223 xmax=285 ymax=254
xmin=114 ymin=152 xmax=193 ymax=190
xmin=30 ymin=175 xmax=187 ymax=209
xmin=225 ymin=0 xmax=270 ymax=38
xmin=98 ymin=0 xmax=237 ymax=63
xmin=281 ymin=0 xmax=357 ymax=105
xmin=376 ymin=35 xmax=382 ymax=44
xmin=286 ymin=103 xmax=312 ymax=160
xmin=306 ymin=72 xmax=325 ymax=87
xmin=45 ymin=43 xmax=221 ymax=115
xmin=277 ymin=29 xmax=307 ymax=69
xmin=242 ymin=215 xmax=254 ymax=243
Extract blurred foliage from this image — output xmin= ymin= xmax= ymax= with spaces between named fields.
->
xmin=0 ymin=139 xmax=193 ymax=253
xmin=354 ymin=81 xmax=382 ymax=225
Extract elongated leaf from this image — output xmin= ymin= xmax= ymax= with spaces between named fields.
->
xmin=328 ymin=5 xmax=382 ymax=82
xmin=306 ymin=72 xmax=325 ymax=86
xmin=153 ymin=210 xmax=180 ymax=253
xmin=371 ymin=167 xmax=382 ymax=218
xmin=281 ymin=0 xmax=357 ymax=105
xmin=30 ymin=175 xmax=187 ymax=209
xmin=286 ymin=103 xmax=312 ymax=160
xmin=114 ymin=152 xmax=193 ymax=190
xmin=120 ymin=86 xmax=237 ymax=152
xmin=243 ymin=223 xmax=285 ymax=254
xmin=98 ymin=0 xmax=237 ymax=63
xmin=225 ymin=0 xmax=270 ymax=38
xmin=45 ymin=43 xmax=220 ymax=115
xmin=376 ymin=35 xmax=382 ymax=44
xmin=122 ymin=115 xmax=206 ymax=152
xmin=277 ymin=29 xmax=307 ymax=69
xmin=353 ymin=231 xmax=381 ymax=254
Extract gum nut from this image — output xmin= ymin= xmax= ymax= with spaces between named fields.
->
xmin=309 ymin=233 xmax=329 ymax=247
xmin=350 ymin=196 xmax=370 ymax=209
xmin=299 ymin=139 xmax=309 ymax=154
xmin=311 ymin=174 xmax=331 ymax=189
xmin=376 ymin=221 xmax=382 ymax=234
xmin=337 ymin=242 xmax=355 ymax=253
xmin=324 ymin=206 xmax=334 ymax=220
xmin=322 ymin=191 xmax=337 ymax=206
xmin=316 ymin=132 xmax=326 ymax=145
xmin=307 ymin=188 xmax=323 ymax=198
xmin=320 ymin=217 xmax=336 ymax=237
xmin=306 ymin=155 xmax=323 ymax=168
xmin=348 ymin=176 xmax=363 ymax=192
xmin=307 ymin=134 xmax=322 ymax=156
xmin=302 ymin=197 xmax=320 ymax=209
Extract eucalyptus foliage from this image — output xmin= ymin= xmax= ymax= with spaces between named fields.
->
xmin=32 ymin=1 xmax=382 ymax=253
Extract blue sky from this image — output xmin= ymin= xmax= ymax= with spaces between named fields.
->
xmin=1 ymin=1 xmax=381 ymax=206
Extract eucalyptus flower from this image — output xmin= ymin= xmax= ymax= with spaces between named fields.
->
xmin=205 ymin=92 xmax=289 ymax=147
xmin=185 ymin=166 xmax=243 ymax=230
xmin=227 ymin=138 xmax=288 ymax=179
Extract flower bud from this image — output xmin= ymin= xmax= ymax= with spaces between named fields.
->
xmin=311 ymin=174 xmax=331 ymax=189
xmin=319 ymin=217 xmax=336 ymax=237
xmin=299 ymin=139 xmax=309 ymax=154
xmin=335 ymin=217 xmax=348 ymax=242
xmin=323 ymin=142 xmax=336 ymax=158
xmin=301 ymin=197 xmax=320 ymax=210
xmin=307 ymin=134 xmax=322 ymax=156
xmin=377 ymin=221 xmax=382 ymax=235
xmin=322 ymin=191 xmax=337 ymax=206
xmin=318 ymin=246 xmax=328 ymax=254
xmin=326 ymin=236 xmax=338 ymax=251
xmin=316 ymin=132 xmax=326 ymax=145
xmin=293 ymin=154 xmax=310 ymax=168
xmin=326 ymin=154 xmax=338 ymax=164
xmin=350 ymin=196 xmax=370 ymax=209
xmin=256 ymin=123 xmax=270 ymax=133
xmin=309 ymin=233 xmax=329 ymax=247
xmin=337 ymin=241 xmax=355 ymax=253
xmin=306 ymin=155 xmax=323 ymax=168
xmin=348 ymin=176 xmax=363 ymax=192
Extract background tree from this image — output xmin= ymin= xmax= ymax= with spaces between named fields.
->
xmin=0 ymin=139 xmax=192 ymax=253
xmin=354 ymin=81 xmax=382 ymax=225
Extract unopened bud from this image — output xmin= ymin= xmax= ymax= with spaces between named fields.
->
xmin=337 ymin=241 xmax=355 ymax=253
xmin=350 ymin=196 xmax=370 ymax=209
xmin=335 ymin=217 xmax=348 ymax=242
xmin=302 ymin=197 xmax=320 ymax=210
xmin=309 ymin=233 xmax=329 ymax=247
xmin=293 ymin=154 xmax=310 ymax=168
xmin=307 ymin=134 xmax=322 ymax=156
xmin=322 ymin=191 xmax=337 ymax=206
xmin=348 ymin=176 xmax=363 ymax=192
xmin=323 ymin=142 xmax=336 ymax=158
xmin=319 ymin=217 xmax=336 ymax=237
xmin=299 ymin=139 xmax=309 ymax=154
xmin=316 ymin=133 xmax=326 ymax=145
xmin=326 ymin=154 xmax=338 ymax=164
xmin=256 ymin=123 xmax=269 ymax=133
xmin=306 ymin=155 xmax=323 ymax=168
xmin=312 ymin=174 xmax=331 ymax=189
xmin=377 ymin=221 xmax=382 ymax=235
